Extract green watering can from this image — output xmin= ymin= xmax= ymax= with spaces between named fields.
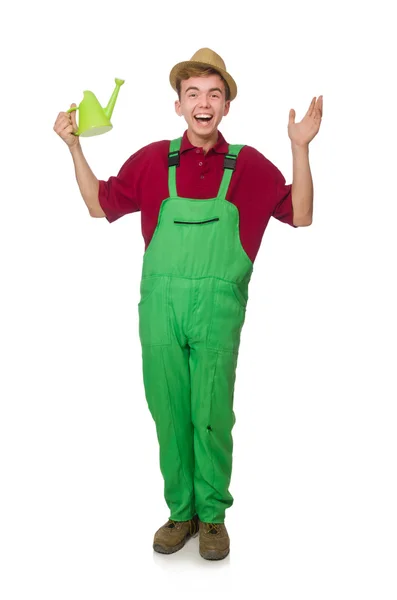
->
xmin=67 ymin=78 xmax=125 ymax=137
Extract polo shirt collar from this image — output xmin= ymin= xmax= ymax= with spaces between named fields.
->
xmin=180 ymin=129 xmax=229 ymax=155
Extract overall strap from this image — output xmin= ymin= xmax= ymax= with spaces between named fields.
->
xmin=168 ymin=137 xmax=182 ymax=197
xmin=217 ymin=144 xmax=244 ymax=200
xmin=167 ymin=138 xmax=244 ymax=199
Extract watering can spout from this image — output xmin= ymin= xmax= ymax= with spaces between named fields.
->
xmin=104 ymin=78 xmax=125 ymax=120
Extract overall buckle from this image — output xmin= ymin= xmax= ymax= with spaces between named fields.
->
xmin=224 ymin=153 xmax=237 ymax=170
xmin=168 ymin=151 xmax=180 ymax=167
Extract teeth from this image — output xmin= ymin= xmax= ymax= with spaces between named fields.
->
xmin=195 ymin=114 xmax=212 ymax=119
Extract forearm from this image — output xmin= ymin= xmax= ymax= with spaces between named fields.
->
xmin=291 ymin=143 xmax=313 ymax=226
xmin=69 ymin=143 xmax=103 ymax=216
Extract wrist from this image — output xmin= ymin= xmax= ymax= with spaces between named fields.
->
xmin=291 ymin=141 xmax=309 ymax=153
xmin=69 ymin=139 xmax=82 ymax=155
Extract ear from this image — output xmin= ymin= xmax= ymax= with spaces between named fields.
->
xmin=223 ymin=100 xmax=231 ymax=116
xmin=175 ymin=100 xmax=181 ymax=115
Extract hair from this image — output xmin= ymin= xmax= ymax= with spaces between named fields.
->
xmin=176 ymin=66 xmax=231 ymax=102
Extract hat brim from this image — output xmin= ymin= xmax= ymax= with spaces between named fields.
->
xmin=169 ymin=60 xmax=237 ymax=101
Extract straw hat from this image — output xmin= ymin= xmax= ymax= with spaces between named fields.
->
xmin=169 ymin=48 xmax=237 ymax=101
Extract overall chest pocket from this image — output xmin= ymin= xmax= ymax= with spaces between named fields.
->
xmin=138 ymin=276 xmax=171 ymax=346
xmin=174 ymin=217 xmax=220 ymax=225
xmin=206 ymin=279 xmax=248 ymax=354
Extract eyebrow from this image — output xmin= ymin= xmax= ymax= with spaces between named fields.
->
xmin=184 ymin=86 xmax=223 ymax=94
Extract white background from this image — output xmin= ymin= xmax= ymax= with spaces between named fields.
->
xmin=1 ymin=0 xmax=396 ymax=598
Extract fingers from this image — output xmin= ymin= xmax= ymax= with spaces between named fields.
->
xmin=53 ymin=105 xmax=77 ymax=134
xmin=53 ymin=113 xmax=72 ymax=133
xmin=314 ymin=96 xmax=323 ymax=119
xmin=306 ymin=96 xmax=323 ymax=119
xmin=318 ymin=95 xmax=323 ymax=116
xmin=306 ymin=97 xmax=316 ymax=117
xmin=53 ymin=104 xmax=80 ymax=147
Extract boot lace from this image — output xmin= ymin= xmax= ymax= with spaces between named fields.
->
xmin=166 ymin=520 xmax=179 ymax=529
xmin=166 ymin=517 xmax=197 ymax=534
xmin=206 ymin=523 xmax=221 ymax=535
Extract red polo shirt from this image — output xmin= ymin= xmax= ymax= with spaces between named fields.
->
xmin=98 ymin=129 xmax=296 ymax=263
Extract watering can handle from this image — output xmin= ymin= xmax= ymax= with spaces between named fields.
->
xmin=66 ymin=106 xmax=79 ymax=135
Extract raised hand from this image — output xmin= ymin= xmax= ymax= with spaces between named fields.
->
xmin=53 ymin=104 xmax=80 ymax=149
xmin=288 ymin=96 xmax=323 ymax=147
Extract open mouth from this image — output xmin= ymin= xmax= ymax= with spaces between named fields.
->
xmin=194 ymin=114 xmax=213 ymax=125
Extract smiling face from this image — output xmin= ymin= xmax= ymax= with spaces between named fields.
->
xmin=174 ymin=73 xmax=231 ymax=148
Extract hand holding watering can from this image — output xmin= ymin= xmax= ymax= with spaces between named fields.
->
xmin=53 ymin=78 xmax=125 ymax=148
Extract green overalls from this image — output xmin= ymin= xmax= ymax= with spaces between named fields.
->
xmin=138 ymin=137 xmax=253 ymax=523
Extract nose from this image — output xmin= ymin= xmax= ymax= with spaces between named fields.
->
xmin=198 ymin=93 xmax=211 ymax=108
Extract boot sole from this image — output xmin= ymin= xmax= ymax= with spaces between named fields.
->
xmin=153 ymin=531 xmax=198 ymax=555
xmin=200 ymin=547 xmax=230 ymax=561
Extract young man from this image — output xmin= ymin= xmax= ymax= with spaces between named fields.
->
xmin=54 ymin=47 xmax=323 ymax=561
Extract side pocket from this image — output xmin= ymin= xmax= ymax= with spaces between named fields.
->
xmin=231 ymin=282 xmax=248 ymax=310
xmin=206 ymin=280 xmax=247 ymax=354
xmin=138 ymin=276 xmax=171 ymax=346
xmin=138 ymin=276 xmax=162 ymax=307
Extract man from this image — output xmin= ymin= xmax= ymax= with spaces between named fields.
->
xmin=53 ymin=47 xmax=322 ymax=561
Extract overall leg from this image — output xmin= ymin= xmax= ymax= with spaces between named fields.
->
xmin=139 ymin=275 xmax=195 ymax=521
xmin=187 ymin=277 xmax=247 ymax=523
xmin=189 ymin=343 xmax=238 ymax=523
xmin=141 ymin=344 xmax=195 ymax=521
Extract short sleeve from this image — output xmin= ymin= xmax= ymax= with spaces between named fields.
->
xmin=98 ymin=147 xmax=145 ymax=223
xmin=271 ymin=169 xmax=298 ymax=228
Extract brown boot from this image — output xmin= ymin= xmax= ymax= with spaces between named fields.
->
xmin=199 ymin=521 xmax=230 ymax=560
xmin=153 ymin=515 xmax=199 ymax=554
